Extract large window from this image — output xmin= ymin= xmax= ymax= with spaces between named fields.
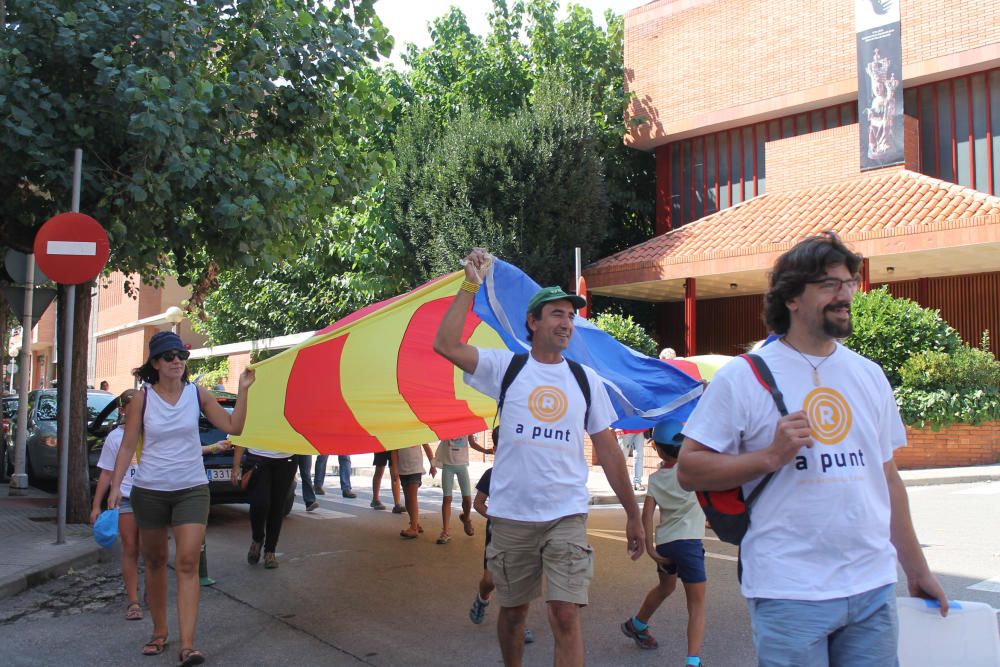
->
xmin=662 ymin=103 xmax=858 ymax=231
xmin=904 ymin=68 xmax=999 ymax=197
xmin=659 ymin=67 xmax=1000 ymax=234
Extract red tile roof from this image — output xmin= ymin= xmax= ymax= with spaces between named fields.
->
xmin=587 ymin=170 xmax=1000 ymax=279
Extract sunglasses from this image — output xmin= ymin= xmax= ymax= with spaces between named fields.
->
xmin=157 ymin=350 xmax=190 ymax=362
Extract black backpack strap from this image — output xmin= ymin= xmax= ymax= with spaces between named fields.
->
xmin=739 ymin=353 xmax=789 ymax=508
xmin=495 ymin=353 xmax=529 ymax=426
xmin=565 ymin=359 xmax=592 ymax=429
xmin=742 ymin=353 xmax=788 ymax=417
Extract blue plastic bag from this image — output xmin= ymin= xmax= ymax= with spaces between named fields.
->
xmin=93 ymin=508 xmax=119 ymax=548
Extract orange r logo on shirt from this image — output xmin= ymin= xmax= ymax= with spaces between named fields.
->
xmin=803 ymin=387 xmax=852 ymax=445
xmin=528 ymin=386 xmax=568 ymax=423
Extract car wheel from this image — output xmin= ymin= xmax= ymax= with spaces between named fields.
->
xmin=283 ymin=482 xmax=295 ymax=516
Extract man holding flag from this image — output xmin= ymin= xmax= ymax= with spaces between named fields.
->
xmin=435 ymin=248 xmax=644 ymax=667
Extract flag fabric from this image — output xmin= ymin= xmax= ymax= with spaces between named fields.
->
xmin=231 ymin=259 xmax=703 ymax=454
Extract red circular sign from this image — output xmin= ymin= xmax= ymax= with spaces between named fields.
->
xmin=33 ymin=212 xmax=110 ymax=284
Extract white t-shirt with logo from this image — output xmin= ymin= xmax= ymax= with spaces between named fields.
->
xmin=465 ymin=348 xmax=616 ymax=522
xmin=97 ymin=426 xmax=137 ymax=498
xmin=435 ymin=437 xmax=470 ymax=466
xmin=683 ymin=341 xmax=905 ymax=601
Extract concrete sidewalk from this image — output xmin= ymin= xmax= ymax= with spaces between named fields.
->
xmin=0 ymin=483 xmax=110 ymax=600
xmin=2 ymin=462 xmax=997 ymax=602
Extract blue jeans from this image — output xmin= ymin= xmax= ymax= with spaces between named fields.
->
xmin=618 ymin=432 xmax=645 ymax=485
xmin=297 ymin=455 xmax=316 ymax=506
xmin=748 ymin=583 xmax=898 ymax=667
xmin=313 ymin=455 xmax=351 ymax=491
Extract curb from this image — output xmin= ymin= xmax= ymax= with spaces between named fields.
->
xmin=897 ymin=473 xmax=1000 ymax=487
xmin=0 ymin=546 xmax=110 ymax=601
xmin=586 ymin=473 xmax=999 ymax=505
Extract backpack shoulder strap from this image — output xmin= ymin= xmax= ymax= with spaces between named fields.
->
xmin=496 ymin=353 xmax=529 ymax=424
xmin=565 ymin=359 xmax=592 ymax=428
xmin=740 ymin=353 xmax=788 ymax=417
xmin=738 ymin=353 xmax=788 ymax=507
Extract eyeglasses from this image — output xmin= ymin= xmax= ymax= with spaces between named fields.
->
xmin=806 ymin=277 xmax=861 ymax=293
xmin=157 ymin=350 xmax=190 ymax=362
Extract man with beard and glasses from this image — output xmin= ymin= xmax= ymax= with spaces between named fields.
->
xmin=676 ymin=232 xmax=947 ymax=667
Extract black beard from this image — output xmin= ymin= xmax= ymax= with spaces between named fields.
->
xmin=823 ymin=304 xmax=853 ymax=338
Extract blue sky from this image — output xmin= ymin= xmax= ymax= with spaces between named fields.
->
xmin=375 ymin=0 xmax=642 ymax=63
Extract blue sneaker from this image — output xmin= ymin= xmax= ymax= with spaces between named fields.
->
xmin=469 ymin=595 xmax=490 ymax=624
xmin=621 ymin=617 xmax=658 ymax=649
xmin=524 ymin=629 xmax=534 ymax=644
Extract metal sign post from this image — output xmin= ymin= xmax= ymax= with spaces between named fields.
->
xmin=8 ymin=259 xmax=35 ymax=496
xmin=55 ymin=149 xmax=82 ymax=544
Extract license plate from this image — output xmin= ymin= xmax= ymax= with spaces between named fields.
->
xmin=207 ymin=468 xmax=231 ymax=482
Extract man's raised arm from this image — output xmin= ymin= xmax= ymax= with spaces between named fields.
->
xmin=433 ymin=248 xmax=490 ymax=374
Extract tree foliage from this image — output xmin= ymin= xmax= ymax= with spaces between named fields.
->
xmin=192 ymin=190 xmax=409 ymax=343
xmin=894 ymin=334 xmax=1000 ymax=429
xmin=1 ymin=0 xmax=393 ymax=285
xmin=592 ymin=311 xmax=658 ymax=357
xmin=388 ymin=76 xmax=608 ymax=287
xmin=844 ymin=287 xmax=961 ymax=386
xmin=398 ymin=0 xmax=654 ymax=258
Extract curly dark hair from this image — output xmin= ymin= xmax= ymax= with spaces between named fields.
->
xmin=764 ymin=232 xmax=863 ymax=335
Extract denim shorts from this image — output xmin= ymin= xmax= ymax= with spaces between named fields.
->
xmin=119 ymin=497 xmax=133 ymax=514
xmin=130 ymin=484 xmax=210 ymax=529
xmin=748 ymin=582 xmax=898 ymax=667
xmin=655 ymin=539 xmax=706 ymax=583
xmin=399 ymin=472 xmax=422 ymax=487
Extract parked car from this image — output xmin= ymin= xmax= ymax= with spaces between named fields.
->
xmin=12 ymin=389 xmax=117 ymax=482
xmin=88 ymin=388 xmax=294 ymax=514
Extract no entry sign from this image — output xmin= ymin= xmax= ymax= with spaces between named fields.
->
xmin=33 ymin=212 xmax=110 ymax=284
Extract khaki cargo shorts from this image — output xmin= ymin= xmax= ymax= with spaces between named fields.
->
xmin=485 ymin=513 xmax=594 ymax=607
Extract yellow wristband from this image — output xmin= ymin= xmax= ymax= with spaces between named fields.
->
xmin=460 ymin=280 xmax=481 ymax=295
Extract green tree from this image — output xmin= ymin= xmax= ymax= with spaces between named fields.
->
xmin=388 ymin=75 xmax=609 ymax=287
xmin=193 ymin=189 xmax=409 ymax=344
xmin=2 ymin=0 xmax=393 ymax=279
xmin=844 ymin=287 xmax=962 ymax=386
xmin=592 ymin=311 xmax=659 ymax=357
xmin=0 ymin=0 xmax=392 ymax=521
xmin=398 ymin=0 xmax=654 ymax=257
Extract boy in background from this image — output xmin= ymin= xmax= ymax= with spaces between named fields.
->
xmin=621 ymin=420 xmax=707 ymax=667
xmin=469 ymin=429 xmax=533 ymax=644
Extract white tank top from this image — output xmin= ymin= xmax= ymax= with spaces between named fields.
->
xmin=134 ymin=383 xmax=208 ymax=491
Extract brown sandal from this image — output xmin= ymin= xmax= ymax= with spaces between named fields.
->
xmin=142 ymin=635 xmax=168 ymax=656
xmin=126 ymin=601 xmax=143 ymax=621
xmin=178 ymin=648 xmax=205 ymax=666
xmin=461 ymin=513 xmax=475 ymax=536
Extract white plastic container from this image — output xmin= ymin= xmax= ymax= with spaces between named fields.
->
xmin=897 ymin=597 xmax=1000 ymax=667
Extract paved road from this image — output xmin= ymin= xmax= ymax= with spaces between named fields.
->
xmin=0 ymin=479 xmax=997 ymax=666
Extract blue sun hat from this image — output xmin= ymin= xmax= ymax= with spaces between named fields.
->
xmin=652 ymin=419 xmax=685 ymax=446
xmin=93 ymin=508 xmax=119 ymax=548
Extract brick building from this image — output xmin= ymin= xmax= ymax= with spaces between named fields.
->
xmin=585 ymin=0 xmax=1000 ymax=359
xmin=8 ymin=273 xmax=204 ymax=396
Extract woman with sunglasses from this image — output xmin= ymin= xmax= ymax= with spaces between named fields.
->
xmin=91 ymin=389 xmax=143 ymax=622
xmin=108 ymin=331 xmax=255 ymax=666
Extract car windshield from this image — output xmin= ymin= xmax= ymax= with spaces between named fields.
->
xmin=2 ymin=398 xmax=17 ymax=419
xmin=35 ymin=393 xmax=116 ymax=422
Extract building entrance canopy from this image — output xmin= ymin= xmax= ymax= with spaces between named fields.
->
xmin=584 ymin=169 xmax=1000 ymax=302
